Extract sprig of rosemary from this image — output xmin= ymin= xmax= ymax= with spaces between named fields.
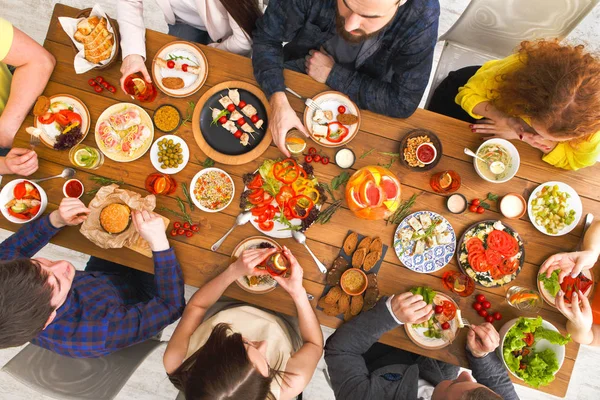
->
xmin=377 ymin=152 xmax=400 ymax=169
xmin=180 ymin=101 xmax=195 ymax=127
xmin=195 ymin=155 xmax=215 ymax=168
xmin=315 ymin=199 xmax=342 ymax=225
xmin=359 ymin=148 xmax=374 ymax=159
xmin=85 ymin=176 xmax=125 ymax=196
xmin=385 ymin=193 xmax=419 ymax=225
xmin=319 ymin=183 xmax=336 ymax=201
xmin=210 ymin=109 xmax=230 ymax=126
xmin=182 ymin=182 xmax=195 ymax=211
xmin=158 ymin=205 xmax=193 ymax=225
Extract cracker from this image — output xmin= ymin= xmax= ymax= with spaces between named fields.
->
xmin=352 ymin=248 xmax=368 ymax=268
xmin=363 ymin=251 xmax=381 ymax=272
xmin=350 ymin=295 xmax=364 ymax=316
xmin=324 ymin=286 xmax=342 ymax=305
xmin=368 ymin=237 xmax=383 ymax=253
xmin=357 ymin=237 xmax=372 ymax=250
xmin=323 ymin=304 xmax=340 ymax=316
xmin=343 ymin=232 xmax=359 ymax=255
xmin=33 ymin=96 xmax=50 ymax=117
xmin=338 ymin=293 xmax=350 ymax=314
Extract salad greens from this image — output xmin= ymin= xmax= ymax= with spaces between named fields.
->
xmin=410 ymin=286 xmax=436 ymax=305
xmin=538 ymin=270 xmax=561 ymax=297
xmin=503 ymin=316 xmax=570 ymax=387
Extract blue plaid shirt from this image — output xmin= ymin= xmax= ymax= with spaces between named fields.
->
xmin=252 ymin=0 xmax=440 ymax=118
xmin=0 ymin=215 xmax=185 ymax=358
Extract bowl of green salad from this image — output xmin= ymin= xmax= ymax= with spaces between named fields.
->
xmin=527 ymin=181 xmax=582 ymax=236
xmin=498 ymin=316 xmax=570 ymax=388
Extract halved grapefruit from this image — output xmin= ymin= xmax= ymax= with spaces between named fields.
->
xmin=360 ymin=179 xmax=383 ymax=208
xmin=380 ymin=176 xmax=400 ymax=200
xmin=347 ymin=187 xmax=367 ymax=209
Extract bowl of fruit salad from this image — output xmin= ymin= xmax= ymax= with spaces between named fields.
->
xmin=0 ymin=179 xmax=47 ymax=223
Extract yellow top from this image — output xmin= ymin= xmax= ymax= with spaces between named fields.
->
xmin=455 ymin=53 xmax=600 ymax=170
xmin=0 ymin=17 xmax=14 ymax=114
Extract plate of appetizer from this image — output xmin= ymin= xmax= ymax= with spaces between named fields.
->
xmin=405 ymin=287 xmax=459 ymax=350
xmin=95 ymin=103 xmax=154 ymax=162
xmin=394 ymin=211 xmax=456 ymax=273
xmin=240 ymin=158 xmax=325 ymax=238
xmin=499 ymin=316 xmax=570 ymax=388
xmin=152 ymin=41 xmax=208 ymax=97
xmin=399 ymin=129 xmax=442 ymax=171
xmin=232 ymin=236 xmax=282 ymax=294
xmin=457 ymin=220 xmax=524 ymax=288
xmin=0 ymin=179 xmax=47 ymax=224
xmin=149 ymin=135 xmax=189 ymax=174
xmin=193 ymin=81 xmax=272 ymax=165
xmin=303 ymin=91 xmax=361 ymax=147
xmin=528 ymin=182 xmax=581 ymax=236
xmin=190 ymin=168 xmax=235 ymax=213
xmin=537 ymin=268 xmax=594 ymax=308
xmin=33 ymin=95 xmax=90 ymax=150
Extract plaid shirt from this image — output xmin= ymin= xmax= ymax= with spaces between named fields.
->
xmin=0 ymin=215 xmax=185 ymax=358
xmin=252 ymin=0 xmax=439 ymax=118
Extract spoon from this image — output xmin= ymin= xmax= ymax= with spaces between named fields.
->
xmin=463 ymin=148 xmax=506 ymax=175
xmin=32 ymin=167 xmax=76 ymax=183
xmin=211 ymin=212 xmax=252 ymax=251
xmin=291 ymin=230 xmax=327 ymax=274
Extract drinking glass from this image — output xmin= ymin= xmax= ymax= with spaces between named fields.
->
xmin=69 ymin=144 xmax=104 ymax=170
xmin=506 ymin=286 xmax=542 ymax=313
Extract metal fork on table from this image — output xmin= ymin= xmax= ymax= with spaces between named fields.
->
xmin=26 ymin=127 xmax=41 ymax=149
xmin=285 ymin=87 xmax=323 ymax=112
xmin=456 ymin=310 xmax=471 ymax=328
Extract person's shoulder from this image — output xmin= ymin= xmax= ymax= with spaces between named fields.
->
xmin=405 ymin=0 xmax=440 ymax=18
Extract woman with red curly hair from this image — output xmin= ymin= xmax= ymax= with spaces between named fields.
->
xmin=428 ymin=40 xmax=600 ymax=170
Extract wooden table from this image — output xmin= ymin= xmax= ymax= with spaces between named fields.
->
xmin=4 ymin=4 xmax=599 ymax=397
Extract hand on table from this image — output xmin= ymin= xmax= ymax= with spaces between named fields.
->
xmin=269 ymin=92 xmax=309 ymax=157
xmin=49 ymin=198 xmax=90 ymax=228
xmin=305 ymin=47 xmax=334 ymax=84
xmin=120 ymin=54 xmax=151 ymax=93
xmin=132 ymin=210 xmax=169 ymax=252
xmin=228 ymin=247 xmax=276 ymax=278
xmin=0 ymin=148 xmax=38 ymax=176
xmin=390 ymin=292 xmax=434 ymax=324
xmin=273 ymin=246 xmax=306 ymax=299
xmin=556 ymin=290 xmax=594 ymax=333
xmin=540 ymin=250 xmax=599 ymax=283
xmin=467 ymin=323 xmax=500 ymax=358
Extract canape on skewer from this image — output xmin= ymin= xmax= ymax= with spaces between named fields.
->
xmin=241 ymin=103 xmax=264 ymax=129
xmin=156 ymin=58 xmax=202 ymax=74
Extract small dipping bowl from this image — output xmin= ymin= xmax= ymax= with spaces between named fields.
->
xmin=63 ymin=179 xmax=84 ymax=199
xmin=446 ymin=193 xmax=467 ymax=214
xmin=500 ymin=193 xmax=526 ymax=219
xmin=334 ymin=148 xmax=356 ymax=169
xmin=153 ymin=104 xmax=182 ymax=133
xmin=340 ymin=268 xmax=368 ymax=296
xmin=416 ymin=142 xmax=437 ymax=165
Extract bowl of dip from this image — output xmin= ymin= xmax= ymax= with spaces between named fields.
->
xmin=63 ymin=179 xmax=84 ymax=199
xmin=447 ymin=193 xmax=467 ymax=214
xmin=340 ymin=268 xmax=368 ymax=296
xmin=500 ymin=193 xmax=526 ymax=219
xmin=416 ymin=143 xmax=437 ymax=165
xmin=334 ymin=148 xmax=356 ymax=169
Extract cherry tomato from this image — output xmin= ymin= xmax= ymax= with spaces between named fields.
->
xmin=476 ymin=294 xmax=486 ymax=303
xmin=227 ymin=104 xmax=236 ymax=112
xmin=167 ymin=60 xmax=175 ymax=69
xmin=321 ymin=156 xmax=329 ymax=165
xmin=250 ymin=114 xmax=259 ymax=123
xmin=182 ymin=64 xmax=188 ymax=72
xmin=237 ymin=117 xmax=246 ymax=126
xmin=471 ymin=199 xmax=480 ymax=206
xmin=473 ymin=302 xmax=482 ymax=311
xmin=177 ymin=229 xmax=185 ymax=235
xmin=493 ymin=312 xmax=502 ymax=320
xmin=441 ymin=322 xmax=450 ymax=330
xmin=238 ymin=100 xmax=247 ymax=108
xmin=519 ymin=363 xmax=527 ymax=370
xmin=338 ymin=105 xmax=346 ymax=114
xmin=185 ymin=231 xmax=193 ymax=237
xmin=94 ymin=85 xmax=103 ymax=93
xmin=305 ymin=155 xmax=313 ymax=163
xmin=313 ymin=155 xmax=321 ymax=163
xmin=102 ymin=81 xmax=110 ymax=88
xmin=173 ymin=222 xmax=181 ymax=229
xmin=478 ymin=309 xmax=488 ymax=317
xmin=218 ymin=116 xmax=228 ymax=124
xmin=234 ymin=130 xmax=243 ymax=139
xmin=170 ymin=229 xmax=178 ymax=237
xmin=88 ymin=78 xmax=97 ymax=86
xmin=96 ymin=76 xmax=104 ymax=83
xmin=183 ymin=222 xmax=191 ymax=229
xmin=107 ymin=85 xmax=116 ymax=93
xmin=477 ymin=206 xmax=485 ymax=214
xmin=308 ymin=147 xmax=317 ymax=155
xmin=482 ymin=300 xmax=491 ymax=309
xmin=191 ymin=224 xmax=199 ymax=232
xmin=469 ymin=204 xmax=478 ymax=213
xmin=434 ymin=305 xmax=443 ymax=314
xmin=485 ymin=315 xmax=494 ymax=323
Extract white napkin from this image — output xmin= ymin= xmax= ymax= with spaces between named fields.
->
xmin=58 ymin=4 xmax=117 ymax=74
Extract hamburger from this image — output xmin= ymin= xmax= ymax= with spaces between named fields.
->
xmin=100 ymin=203 xmax=131 ymax=234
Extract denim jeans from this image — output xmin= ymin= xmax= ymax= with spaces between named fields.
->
xmin=167 ymin=23 xmax=211 ymax=45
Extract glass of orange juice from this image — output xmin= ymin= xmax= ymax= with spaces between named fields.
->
xmin=506 ymin=286 xmax=542 ymax=313
xmin=285 ymin=129 xmax=306 ymax=154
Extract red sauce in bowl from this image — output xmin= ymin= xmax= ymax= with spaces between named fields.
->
xmin=416 ymin=143 xmax=436 ymax=164
xmin=64 ymin=179 xmax=83 ymax=198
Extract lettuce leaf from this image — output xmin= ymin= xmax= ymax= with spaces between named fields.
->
xmin=519 ymin=349 xmax=560 ymax=387
xmin=410 ymin=286 xmax=436 ymax=305
xmin=539 ymin=270 xmax=561 ymax=297
xmin=535 ymin=327 xmax=571 ymax=345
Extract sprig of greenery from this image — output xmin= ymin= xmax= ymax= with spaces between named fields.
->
xmin=275 ymin=205 xmax=302 ymax=231
xmin=195 ymin=155 xmax=215 ymax=168
xmin=359 ymin=148 xmax=374 ymax=159
xmin=319 ymin=183 xmax=336 ymax=201
xmin=315 ymin=199 xmax=342 ymax=225
xmin=85 ymin=176 xmax=125 ymax=196
xmin=158 ymin=205 xmax=193 ymax=225
xmin=210 ymin=109 xmax=230 ymax=126
xmin=479 ymin=192 xmax=499 ymax=210
xmin=180 ymin=101 xmax=195 ymax=127
xmin=385 ymin=193 xmax=419 ymax=225
xmin=182 ymin=182 xmax=195 ymax=211
xmin=378 ymin=156 xmax=399 ymax=169
xmin=166 ymin=54 xmax=199 ymax=66
xmin=331 ymin=171 xmax=350 ymax=190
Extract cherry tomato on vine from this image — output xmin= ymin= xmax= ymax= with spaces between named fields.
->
xmin=471 ymin=199 xmax=480 ymax=206
xmin=313 ymin=155 xmax=321 ymax=163
xmin=321 ymin=156 xmax=329 ymax=165
xmin=183 ymin=222 xmax=191 ymax=229
xmin=173 ymin=222 xmax=181 ymax=229
xmin=308 ymin=147 xmax=317 ymax=155
xmin=305 ymin=155 xmax=313 ymax=163
xmin=185 ymin=231 xmax=193 ymax=237
xmin=170 ymin=229 xmax=178 ymax=237
xmin=477 ymin=206 xmax=485 ymax=214
xmin=94 ymin=86 xmax=103 ymax=93
xmin=88 ymin=79 xmax=97 ymax=86
xmin=96 ymin=76 xmax=104 ymax=83
xmin=476 ymin=294 xmax=486 ymax=303
xmin=469 ymin=204 xmax=478 ymax=213
xmin=485 ymin=315 xmax=494 ymax=323
xmin=191 ymin=224 xmax=199 ymax=232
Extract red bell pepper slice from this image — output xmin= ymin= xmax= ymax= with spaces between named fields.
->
xmin=7 ymin=208 xmax=30 ymax=220
xmin=288 ymin=195 xmax=314 ymax=219
xmin=13 ymin=182 xmax=27 ymax=200
xmin=251 ymin=204 xmax=269 ymax=216
xmin=326 ymin=122 xmax=349 ymax=143
xmin=275 ymin=185 xmax=296 ymax=207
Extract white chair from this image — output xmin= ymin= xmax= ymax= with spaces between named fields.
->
xmin=425 ymin=0 xmax=600 ymax=108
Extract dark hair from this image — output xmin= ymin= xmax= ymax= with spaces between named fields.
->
xmin=461 ymin=387 xmax=503 ymax=400
xmin=168 ymin=323 xmax=284 ymax=400
xmin=0 ymin=259 xmax=54 ymax=348
xmin=219 ymin=0 xmax=262 ymax=38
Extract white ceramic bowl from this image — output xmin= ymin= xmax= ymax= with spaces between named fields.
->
xmin=150 ymin=134 xmax=190 ymax=174
xmin=498 ymin=318 xmax=566 ymax=382
xmin=0 ymin=179 xmax=48 ymax=224
xmin=62 ymin=179 xmax=84 ymax=199
xmin=473 ymin=138 xmax=520 ymax=183
xmin=527 ymin=181 xmax=582 ymax=236
xmin=189 ymin=168 xmax=235 ymax=213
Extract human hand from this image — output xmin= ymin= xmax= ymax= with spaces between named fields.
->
xmin=49 ymin=197 xmax=90 ymax=228
xmin=305 ymin=47 xmax=335 ymax=84
xmin=556 ymin=290 xmax=593 ymax=333
xmin=467 ymin=323 xmax=500 ymax=358
xmin=273 ymin=246 xmax=306 ymax=298
xmin=228 ymin=247 xmax=276 ymax=279
xmin=132 ymin=210 xmax=169 ymax=252
xmin=0 ymin=148 xmax=38 ymax=176
xmin=269 ymin=92 xmax=309 ymax=157
xmin=540 ymin=250 xmax=599 ymax=283
xmin=390 ymin=292 xmax=434 ymax=324
xmin=520 ymin=131 xmax=556 ymax=153
xmin=470 ymin=117 xmax=528 ymax=141
xmin=120 ymin=54 xmax=151 ymax=93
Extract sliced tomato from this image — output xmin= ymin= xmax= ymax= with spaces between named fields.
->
xmin=65 ymin=111 xmax=82 ymax=125
xmin=258 ymin=220 xmax=274 ymax=231
xmin=13 ymin=182 xmax=28 ymax=199
xmin=248 ymin=188 xmax=265 ymax=201
xmin=54 ymin=112 xmax=70 ymax=126
xmin=251 ymin=204 xmax=269 ymax=216
xmin=487 ymin=230 xmax=519 ymax=257
xmin=256 ymin=214 xmax=268 ymax=223
xmin=468 ymin=252 xmax=490 ymax=272
xmin=28 ymin=204 xmax=41 ymax=217
xmin=489 ymin=265 xmax=505 ymax=279
xmin=498 ymin=257 xmax=519 ymax=275
xmin=441 ymin=301 xmax=456 ymax=319
xmin=264 ymin=205 xmax=277 ymax=220
xmin=37 ymin=112 xmax=55 ymax=125
xmin=523 ymin=332 xmax=535 ymax=347
xmin=276 ymin=185 xmax=295 ymax=207
xmin=248 ymin=174 xmax=263 ymax=190
xmin=466 ymin=237 xmax=484 ymax=253
xmin=485 ymin=249 xmax=503 ymax=267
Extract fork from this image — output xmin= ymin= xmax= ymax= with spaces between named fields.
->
xmin=29 ymin=134 xmax=40 ymax=149
xmin=456 ymin=310 xmax=471 ymax=328
xmin=285 ymin=87 xmax=323 ymax=112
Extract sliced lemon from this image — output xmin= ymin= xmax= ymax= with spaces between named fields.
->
xmin=73 ymin=149 xmax=93 ymax=167
xmin=272 ymin=253 xmax=288 ymax=271
xmin=132 ymin=78 xmax=147 ymax=95
xmin=439 ymin=172 xmax=453 ymax=189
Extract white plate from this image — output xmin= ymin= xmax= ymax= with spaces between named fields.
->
xmin=473 ymin=138 xmax=520 ymax=183
xmin=303 ymin=91 xmax=361 ymax=148
xmin=152 ymin=41 xmax=208 ymax=98
xmin=405 ymin=293 xmax=459 ymax=349
xmin=149 ymin=135 xmax=190 ymax=174
xmin=33 ymin=94 xmax=91 ymax=149
xmin=233 ymin=236 xmax=281 ymax=294
xmin=527 ymin=181 xmax=582 ymax=236
xmin=190 ymin=168 xmax=235 ymax=213
xmin=0 ymin=179 xmax=48 ymax=224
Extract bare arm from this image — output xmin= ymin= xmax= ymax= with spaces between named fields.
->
xmin=0 ymin=26 xmax=55 ymax=147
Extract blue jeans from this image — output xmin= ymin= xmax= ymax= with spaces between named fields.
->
xmin=168 ymin=23 xmax=211 ymax=45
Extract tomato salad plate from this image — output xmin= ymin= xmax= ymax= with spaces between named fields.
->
xmin=232 ymin=236 xmax=282 ymax=294
xmin=240 ymin=158 xmax=325 ymax=239
xmin=152 ymin=41 xmax=208 ymax=97
xmin=457 ymin=220 xmax=524 ymax=287
xmin=34 ymin=94 xmax=90 ymax=150
xmin=394 ymin=211 xmax=456 ymax=273
xmin=537 ymin=268 xmax=594 ymax=308
xmin=0 ymin=179 xmax=47 ymax=224
xmin=303 ymin=91 xmax=361 ymax=148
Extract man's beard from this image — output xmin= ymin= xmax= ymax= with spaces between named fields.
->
xmin=335 ymin=12 xmax=382 ymax=43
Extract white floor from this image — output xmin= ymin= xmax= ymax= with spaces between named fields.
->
xmin=1 ymin=0 xmax=600 ymax=399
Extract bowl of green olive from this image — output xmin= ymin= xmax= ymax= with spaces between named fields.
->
xmin=150 ymin=134 xmax=190 ymax=174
